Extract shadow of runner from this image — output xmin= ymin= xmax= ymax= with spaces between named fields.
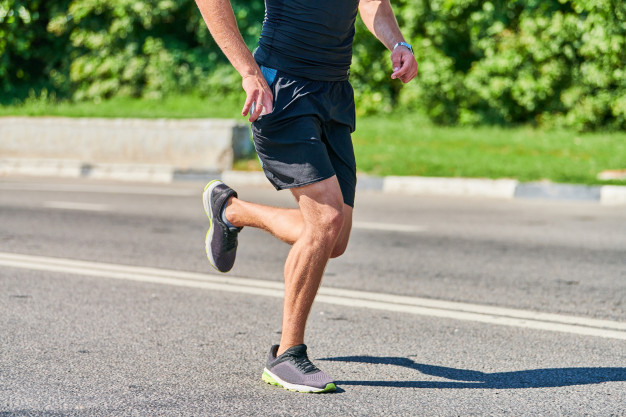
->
xmin=319 ymin=356 xmax=626 ymax=389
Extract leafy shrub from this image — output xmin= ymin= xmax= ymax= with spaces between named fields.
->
xmin=2 ymin=0 xmax=624 ymax=130
xmin=45 ymin=0 xmax=263 ymax=101
xmin=0 ymin=0 xmax=71 ymax=103
xmin=388 ymin=0 xmax=626 ymax=130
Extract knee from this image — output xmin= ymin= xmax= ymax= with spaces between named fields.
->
xmin=313 ymin=206 xmax=344 ymax=241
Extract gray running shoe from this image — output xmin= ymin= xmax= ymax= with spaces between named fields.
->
xmin=262 ymin=344 xmax=336 ymax=393
xmin=202 ymin=180 xmax=241 ymax=273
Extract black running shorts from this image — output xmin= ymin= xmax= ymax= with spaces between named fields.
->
xmin=251 ymin=66 xmax=357 ymax=207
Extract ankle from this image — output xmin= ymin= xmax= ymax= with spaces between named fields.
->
xmin=276 ymin=341 xmax=303 ymax=357
xmin=223 ymin=197 xmax=239 ymax=227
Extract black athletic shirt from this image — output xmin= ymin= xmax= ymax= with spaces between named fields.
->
xmin=253 ymin=0 xmax=360 ymax=81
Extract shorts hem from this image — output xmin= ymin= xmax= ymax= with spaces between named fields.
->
xmin=270 ymin=174 xmax=335 ymax=191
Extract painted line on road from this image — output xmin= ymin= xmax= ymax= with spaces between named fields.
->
xmin=1 ymin=252 xmax=625 ymax=340
xmin=352 ymin=221 xmax=426 ymax=233
xmin=43 ymin=201 xmax=111 ymax=212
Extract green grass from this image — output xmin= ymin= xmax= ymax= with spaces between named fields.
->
xmin=2 ymin=96 xmax=624 ymax=186
xmin=0 ymin=94 xmax=246 ymax=119
xmin=353 ymin=114 xmax=626 ymax=186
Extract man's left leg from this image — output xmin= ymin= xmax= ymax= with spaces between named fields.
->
xmin=262 ymin=176 xmax=351 ymax=393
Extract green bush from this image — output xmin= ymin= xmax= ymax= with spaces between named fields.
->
xmin=387 ymin=0 xmax=626 ymax=130
xmin=0 ymin=0 xmax=71 ymax=102
xmin=1 ymin=0 xmax=624 ymax=130
xmin=45 ymin=0 xmax=263 ymax=101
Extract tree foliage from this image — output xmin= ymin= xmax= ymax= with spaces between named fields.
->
xmin=0 ymin=0 xmax=72 ymax=100
xmin=1 ymin=0 xmax=624 ymax=130
xmin=352 ymin=0 xmax=625 ymax=130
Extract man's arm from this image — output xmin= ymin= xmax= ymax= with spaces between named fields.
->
xmin=358 ymin=0 xmax=418 ymax=83
xmin=194 ymin=0 xmax=272 ymax=121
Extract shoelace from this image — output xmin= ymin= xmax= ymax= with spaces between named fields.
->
xmin=289 ymin=353 xmax=320 ymax=374
xmin=223 ymin=227 xmax=238 ymax=251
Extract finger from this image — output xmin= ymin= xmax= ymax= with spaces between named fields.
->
xmin=248 ymin=95 xmax=265 ymax=122
xmin=400 ymin=64 xmax=418 ymax=83
xmin=261 ymin=89 xmax=274 ymax=114
xmin=391 ymin=55 xmax=410 ymax=79
xmin=241 ymin=93 xmax=256 ymax=117
xmin=390 ymin=52 xmax=403 ymax=79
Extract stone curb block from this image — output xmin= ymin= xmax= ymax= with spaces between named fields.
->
xmin=514 ymin=182 xmax=601 ymax=201
xmin=220 ymin=171 xmax=626 ymax=205
xmin=383 ymin=176 xmax=519 ymax=199
xmin=601 ymin=186 xmax=626 ymax=206
xmin=0 ymin=159 xmax=177 ymax=183
xmin=0 ymin=117 xmax=252 ymax=172
xmin=0 ymin=158 xmax=83 ymax=178
xmin=1 ymin=162 xmax=625 ymax=205
xmin=221 ymin=170 xmax=272 ymax=187
xmin=86 ymin=163 xmax=175 ymax=183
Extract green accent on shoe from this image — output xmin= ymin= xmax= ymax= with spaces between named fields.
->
xmin=319 ymin=383 xmax=336 ymax=393
xmin=262 ymin=371 xmax=336 ymax=393
xmin=262 ymin=370 xmax=279 ymax=386
xmin=204 ymin=179 xmax=220 ymax=193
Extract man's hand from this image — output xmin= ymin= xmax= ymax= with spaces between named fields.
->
xmin=195 ymin=0 xmax=273 ymax=122
xmin=241 ymin=74 xmax=274 ymax=123
xmin=358 ymin=0 xmax=418 ymax=84
xmin=390 ymin=46 xmax=418 ymax=83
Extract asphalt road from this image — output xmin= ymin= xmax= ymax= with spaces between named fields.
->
xmin=1 ymin=177 xmax=625 ymax=416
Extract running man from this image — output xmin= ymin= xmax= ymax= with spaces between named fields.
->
xmin=195 ymin=0 xmax=417 ymax=392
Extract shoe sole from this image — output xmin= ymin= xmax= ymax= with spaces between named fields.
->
xmin=262 ymin=368 xmax=336 ymax=393
xmin=202 ymin=180 xmax=222 ymax=272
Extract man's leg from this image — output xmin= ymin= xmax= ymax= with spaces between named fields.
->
xmin=277 ymin=176 xmax=345 ymax=355
xmin=213 ymin=177 xmax=352 ymax=392
xmin=225 ymin=199 xmax=303 ymax=245
xmin=224 ymin=189 xmax=353 ymax=255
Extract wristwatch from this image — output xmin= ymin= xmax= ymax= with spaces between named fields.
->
xmin=393 ymin=42 xmax=413 ymax=55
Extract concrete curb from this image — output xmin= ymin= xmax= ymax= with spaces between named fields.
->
xmin=217 ymin=170 xmax=626 ymax=206
xmin=0 ymin=117 xmax=252 ymax=172
xmin=1 ymin=160 xmax=624 ymax=205
xmin=3 ymin=116 xmax=622 ymax=205
xmin=383 ymin=176 xmax=518 ymax=199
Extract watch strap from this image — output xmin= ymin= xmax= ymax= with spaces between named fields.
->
xmin=393 ymin=42 xmax=413 ymax=54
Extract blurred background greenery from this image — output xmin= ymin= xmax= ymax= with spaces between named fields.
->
xmin=1 ymin=0 xmax=624 ymax=184
xmin=1 ymin=0 xmax=624 ymax=131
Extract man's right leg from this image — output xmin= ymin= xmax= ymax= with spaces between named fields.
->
xmin=225 ymin=198 xmax=303 ymax=245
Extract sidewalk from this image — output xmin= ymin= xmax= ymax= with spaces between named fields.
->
xmin=2 ymin=159 xmax=624 ymax=205
xmin=1 ymin=117 xmax=624 ymax=205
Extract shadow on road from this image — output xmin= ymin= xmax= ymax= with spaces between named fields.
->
xmin=319 ymin=356 xmax=626 ymax=389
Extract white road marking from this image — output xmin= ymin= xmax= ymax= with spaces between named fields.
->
xmin=0 ymin=183 xmax=196 ymax=196
xmin=353 ymin=221 xmax=426 ymax=233
xmin=43 ymin=201 xmax=110 ymax=212
xmin=1 ymin=252 xmax=625 ymax=340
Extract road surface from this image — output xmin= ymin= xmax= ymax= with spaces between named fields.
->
xmin=1 ymin=177 xmax=624 ymax=416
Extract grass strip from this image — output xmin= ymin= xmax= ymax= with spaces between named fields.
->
xmin=1 ymin=96 xmax=624 ymax=186
xmin=354 ymin=114 xmax=626 ymax=186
